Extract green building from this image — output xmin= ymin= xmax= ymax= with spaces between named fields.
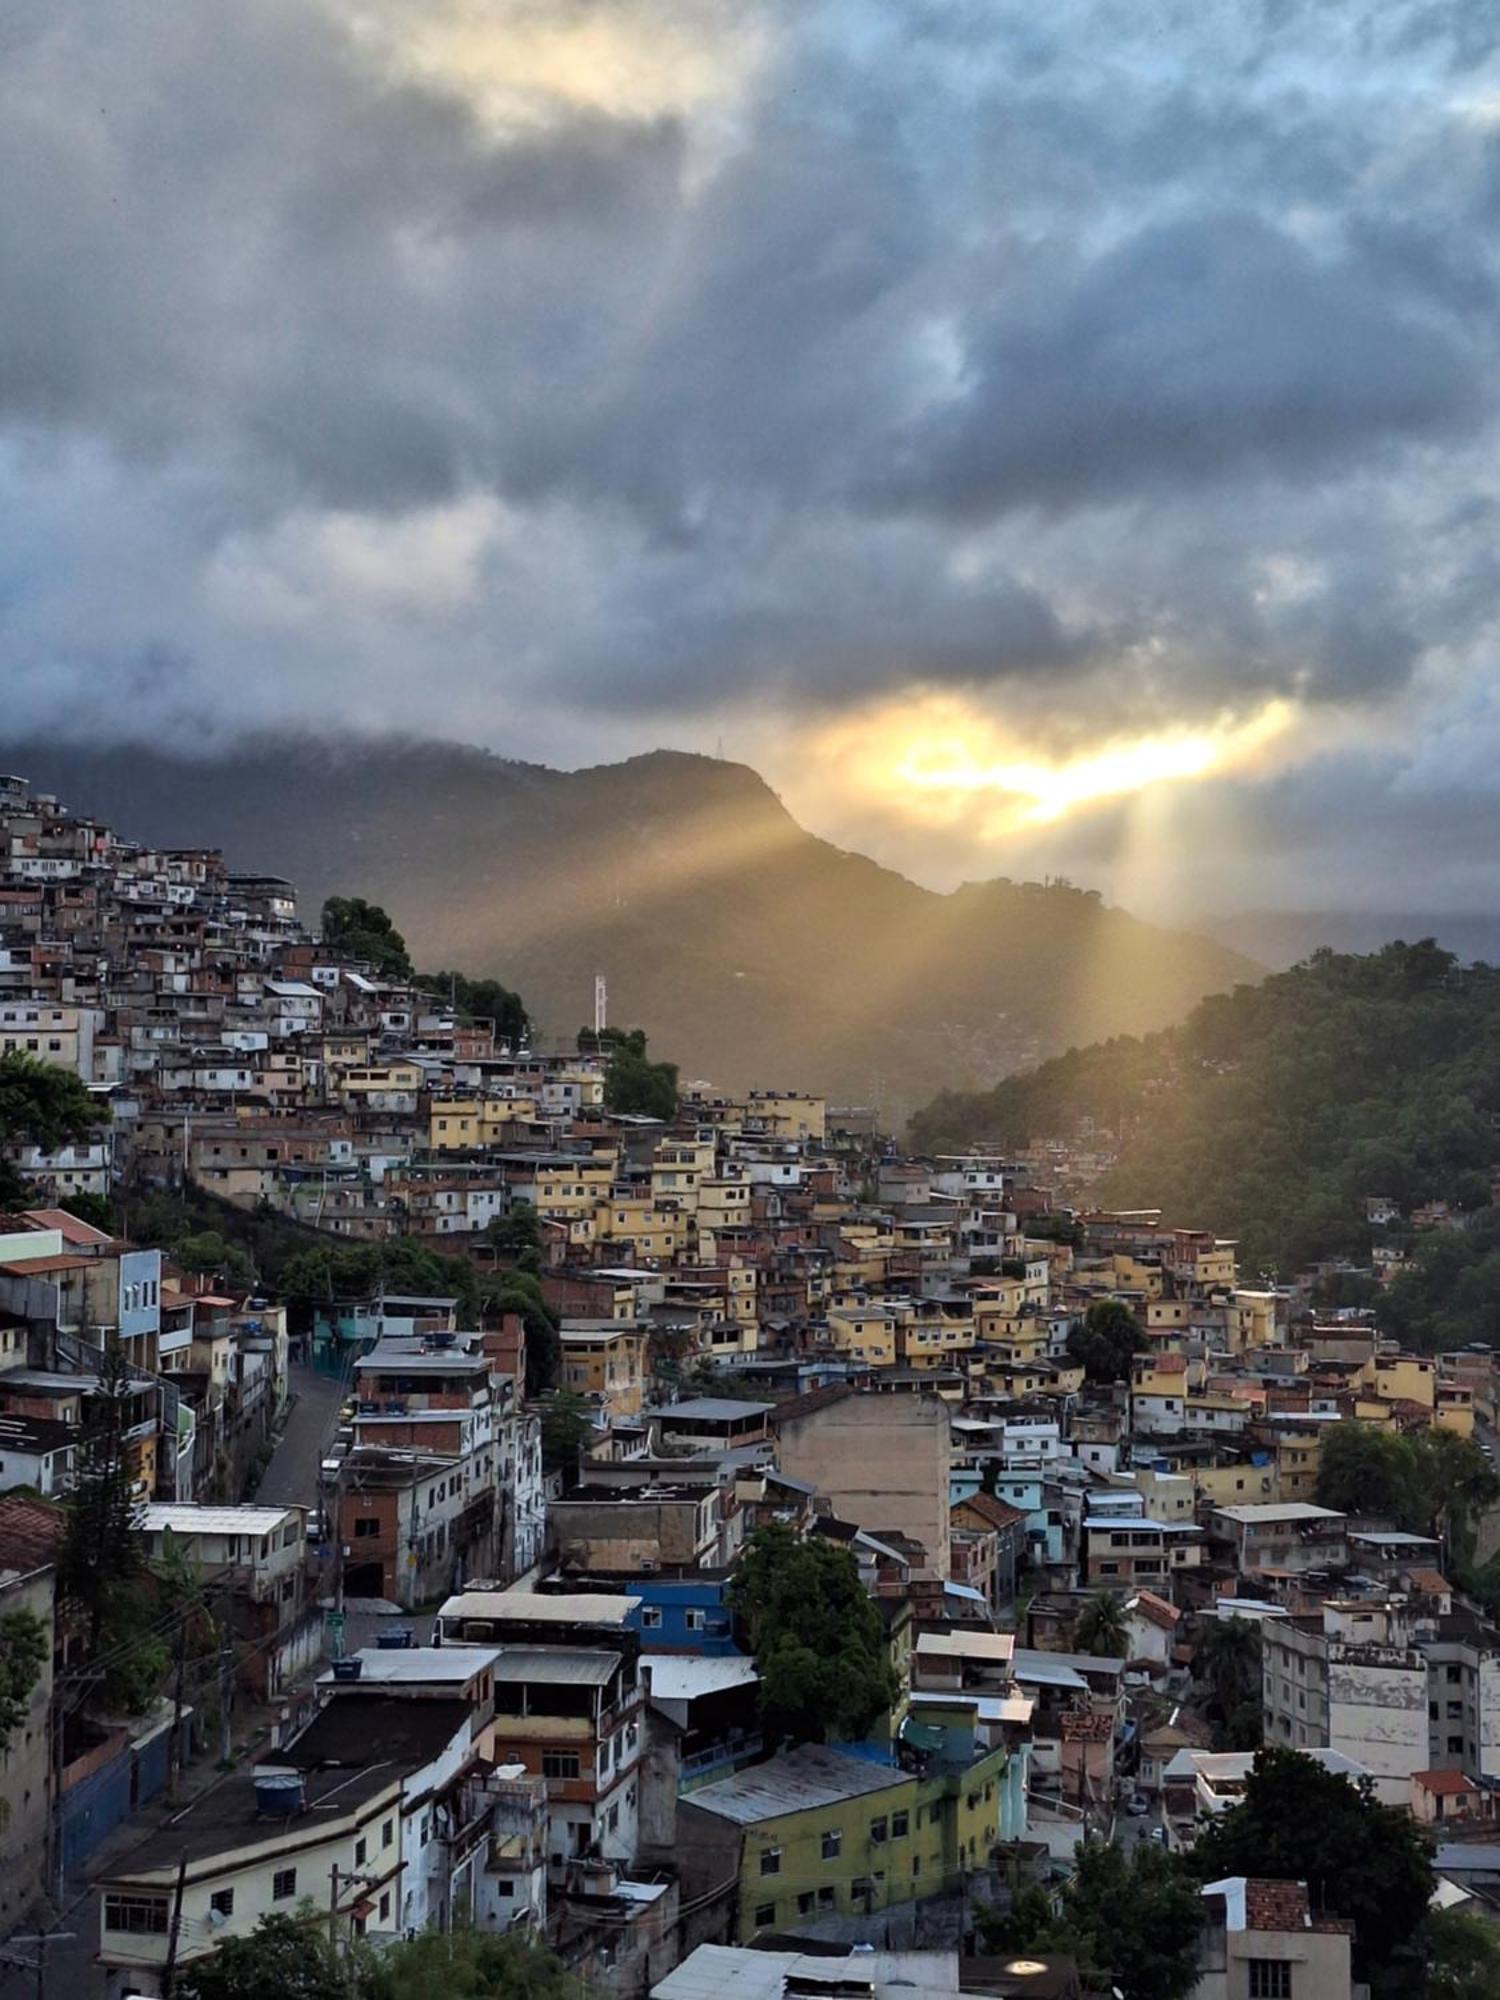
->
xmin=677 ymin=1740 xmax=1017 ymax=1942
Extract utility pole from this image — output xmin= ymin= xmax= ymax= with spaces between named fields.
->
xmin=217 ymin=1584 xmax=236 ymax=1768
xmin=161 ymin=1848 xmax=190 ymax=1999
xmin=0 ymin=1927 xmax=76 ymax=2000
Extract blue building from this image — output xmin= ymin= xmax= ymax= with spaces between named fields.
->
xmin=563 ymin=1569 xmax=742 ymax=1655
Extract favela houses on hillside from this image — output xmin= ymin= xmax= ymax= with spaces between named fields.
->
xmin=0 ymin=769 xmax=1493 ymax=2000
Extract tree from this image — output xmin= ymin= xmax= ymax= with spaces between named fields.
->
xmin=0 ymin=1608 xmax=47 ymax=1756
xmin=319 ymin=896 xmax=412 ymax=978
xmin=1421 ymin=1905 xmax=1500 ymax=2000
xmin=175 ymin=1229 xmax=254 ymax=1290
xmin=1189 ymin=1746 xmax=1434 ymax=1981
xmin=59 ymin=1190 xmax=115 ymax=1233
xmin=1066 ymin=1299 xmax=1143 ymax=1384
xmin=178 ymin=1913 xmax=344 ymax=2000
xmin=59 ymin=1338 xmax=143 ymax=1649
xmin=1059 ymin=1840 xmax=1203 ymax=2000
xmin=1315 ymin=1421 xmax=1409 ymax=1520
xmin=582 ymin=1026 xmax=680 ymax=1120
xmin=487 ymin=1201 xmax=541 ymax=1260
xmin=1074 ymin=1590 xmax=1128 ymax=1659
xmin=426 ymin=972 xmax=529 ymax=1047
xmin=484 ymin=1267 xmax=561 ymax=1397
xmin=1315 ymin=1422 xmax=1500 ymax=1572
xmin=1192 ymin=1617 xmax=1262 ymax=1750
xmin=980 ymin=1843 xmax=1203 ymax=1999
xmin=540 ymin=1389 xmax=595 ymax=1484
xmin=361 ymin=1928 xmax=582 ymax=2000
xmin=0 ymin=1047 xmax=104 ymax=1207
xmin=729 ymin=1525 xmax=899 ymax=1748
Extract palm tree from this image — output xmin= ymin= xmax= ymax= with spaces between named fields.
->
xmin=1195 ymin=1616 xmax=1263 ymax=1749
xmin=1075 ymin=1590 xmax=1129 ymax=1658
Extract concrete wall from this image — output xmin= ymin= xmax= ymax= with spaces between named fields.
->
xmin=775 ymin=1395 xmax=952 ymax=1572
xmin=1327 ymin=1653 xmax=1429 ymax=1807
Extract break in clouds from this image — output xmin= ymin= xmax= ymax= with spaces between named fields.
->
xmin=5 ymin=0 xmax=1500 ymax=904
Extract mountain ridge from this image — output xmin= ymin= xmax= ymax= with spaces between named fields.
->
xmin=1 ymin=734 xmax=1259 ymax=1111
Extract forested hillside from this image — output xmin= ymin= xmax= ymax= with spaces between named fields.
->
xmin=909 ymin=942 xmax=1500 ymax=1290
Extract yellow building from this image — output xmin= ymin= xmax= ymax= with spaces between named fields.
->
xmin=827 ymin=1303 xmax=896 ymax=1367
xmin=428 ymin=1095 xmax=537 ymax=1150
xmin=558 ymin=1323 xmax=647 ymax=1417
xmin=737 ymin=1091 xmax=827 ymax=1142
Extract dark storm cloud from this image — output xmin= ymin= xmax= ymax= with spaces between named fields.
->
xmin=881 ymin=213 xmax=1486 ymax=520
xmin=4 ymin=0 xmax=1500 ymax=830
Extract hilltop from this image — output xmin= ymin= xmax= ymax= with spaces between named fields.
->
xmin=909 ymin=940 xmax=1500 ymax=1280
xmin=1 ymin=735 xmax=1255 ymax=1110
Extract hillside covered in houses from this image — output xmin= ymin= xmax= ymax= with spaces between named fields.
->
xmin=0 ymin=735 xmax=1258 ymax=1115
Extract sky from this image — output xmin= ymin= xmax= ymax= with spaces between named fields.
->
xmin=5 ymin=0 xmax=1500 ymax=917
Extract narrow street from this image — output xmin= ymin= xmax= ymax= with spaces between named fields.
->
xmin=255 ymin=1365 xmax=343 ymax=1509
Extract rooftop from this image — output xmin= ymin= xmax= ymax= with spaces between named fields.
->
xmin=645 ymin=1657 xmax=759 ymax=1703
xmin=1211 ymin=1502 xmax=1345 ymax=1525
xmin=645 ymin=1399 xmax=773 ymax=1422
xmin=490 ymin=1646 xmax=622 ymax=1687
xmin=686 ymin=1743 xmax=905 ymax=1825
xmin=317 ymin=1645 xmax=500 ymax=1687
xmin=138 ymin=1503 xmax=302 ymax=1537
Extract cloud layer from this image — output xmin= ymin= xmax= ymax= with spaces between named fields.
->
xmin=5 ymin=0 xmax=1500 ymax=909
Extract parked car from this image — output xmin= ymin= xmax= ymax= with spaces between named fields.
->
xmin=1125 ymin=1794 xmax=1151 ymax=1817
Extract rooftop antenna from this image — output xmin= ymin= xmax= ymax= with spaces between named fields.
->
xmin=594 ymin=972 xmax=608 ymax=1036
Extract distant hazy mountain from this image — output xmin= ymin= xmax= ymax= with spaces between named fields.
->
xmin=4 ymin=737 xmax=1258 ymax=1112
xmin=1202 ymin=910 xmax=1500 ymax=971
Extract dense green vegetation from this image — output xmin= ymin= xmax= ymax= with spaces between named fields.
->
xmin=0 ymin=1047 xmax=104 ymax=1208
xmin=911 ymin=943 xmax=1500 ymax=1296
xmin=1067 ymin=1298 xmax=1144 ymax=1382
xmin=578 ymin=1026 xmax=680 ymax=1120
xmin=322 ymin=897 xmax=529 ymax=1041
xmin=729 ymin=1525 xmax=899 ymax=1748
xmin=979 ymin=1841 xmax=1203 ymax=2000
xmin=180 ymin=1915 xmax=585 ymax=2000
xmin=1189 ymin=1746 xmax=1433 ymax=1983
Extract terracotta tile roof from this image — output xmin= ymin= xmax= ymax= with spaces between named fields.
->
xmin=0 ymin=1494 xmax=66 ymax=1574
xmin=22 ymin=1208 xmax=112 ymax=1247
xmin=1128 ymin=1588 xmax=1180 ymax=1629
xmin=1244 ymin=1880 xmax=1310 ymax=1932
xmin=1414 ymin=1769 xmax=1480 ymax=1795
xmin=1405 ymin=1568 xmax=1452 ymax=1595
xmin=952 ymin=1492 xmax=1026 ymax=1532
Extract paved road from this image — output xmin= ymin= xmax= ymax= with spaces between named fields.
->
xmin=256 ymin=1365 xmax=343 ymax=1508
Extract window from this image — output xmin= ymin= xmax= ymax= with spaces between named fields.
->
xmin=869 ymin=1816 xmax=887 ymax=1845
xmin=354 ymin=1517 xmax=381 ymax=1538
xmin=1449 ymin=1735 xmax=1465 ymax=1754
xmin=210 ymin=1889 xmax=234 ymax=1918
xmin=273 ymin=1868 xmax=296 ymax=1901
xmin=640 ymin=1607 xmax=662 ymax=1630
xmin=797 ymin=1892 xmax=815 ymax=1916
xmin=381 ymin=1818 xmax=393 ymax=1848
xmin=1448 ymin=1701 xmax=1463 ymax=1720
xmin=1248 ymin=1964 xmax=1291 ymax=2000
xmin=355 ymin=1838 xmax=367 ymax=1866
xmin=754 ymin=1904 xmax=776 ymax=1930
xmin=818 ymin=1887 xmax=836 ymax=1909
xmin=685 ymin=1608 xmax=706 ymax=1631
xmin=822 ymin=1829 xmax=842 ymax=1860
xmin=891 ymin=1811 xmax=909 ymax=1839
xmin=379 ymin=1893 xmax=390 ymax=1923
xmin=759 ymin=1846 xmax=782 ymax=1877
xmin=104 ymin=1896 xmax=169 ymax=1935
xmin=542 ymin=1749 xmax=582 ymax=1780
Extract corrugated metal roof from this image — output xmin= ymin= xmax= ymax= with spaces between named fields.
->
xmin=438 ymin=1589 xmax=640 ymax=1623
xmin=490 ymin=1647 xmax=621 ymax=1686
xmin=140 ymin=1503 xmax=301 ymax=1535
xmin=646 ymin=1657 xmax=758 ymax=1703
xmin=685 ymin=1743 xmax=903 ymax=1824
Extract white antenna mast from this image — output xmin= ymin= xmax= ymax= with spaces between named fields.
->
xmin=594 ymin=972 xmax=607 ymax=1036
